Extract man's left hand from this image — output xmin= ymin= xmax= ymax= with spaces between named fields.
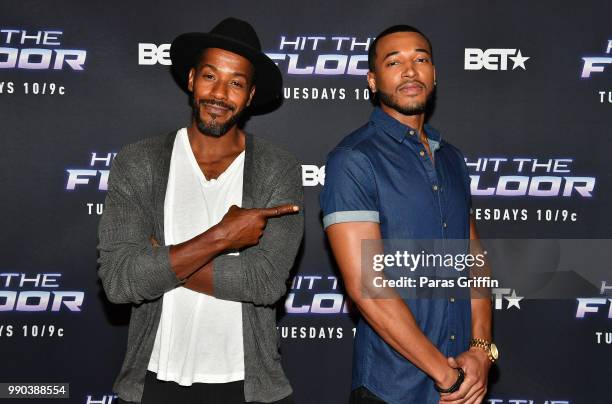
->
xmin=439 ymin=349 xmax=490 ymax=404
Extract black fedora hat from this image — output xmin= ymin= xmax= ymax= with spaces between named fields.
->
xmin=170 ymin=17 xmax=282 ymax=108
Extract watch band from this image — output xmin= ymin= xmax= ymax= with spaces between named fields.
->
xmin=469 ymin=338 xmax=496 ymax=363
xmin=433 ymin=367 xmax=465 ymax=394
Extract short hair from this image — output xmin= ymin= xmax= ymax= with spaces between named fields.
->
xmin=368 ymin=25 xmax=433 ymax=71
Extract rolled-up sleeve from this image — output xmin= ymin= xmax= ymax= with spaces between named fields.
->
xmin=97 ymin=152 xmax=183 ymax=305
xmin=320 ymin=147 xmax=379 ymax=229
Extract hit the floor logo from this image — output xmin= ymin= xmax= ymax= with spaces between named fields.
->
xmin=66 ymin=152 xmax=116 ymax=191
xmin=576 ymin=280 xmax=611 ymax=345
xmin=581 ymin=39 xmax=612 ymax=78
xmin=0 ymin=29 xmax=86 ymax=70
xmin=576 ymin=281 xmax=612 ymax=319
xmin=580 ymin=39 xmax=612 ymax=104
xmin=266 ymin=35 xmax=372 ymax=75
xmin=0 ymin=272 xmax=83 ymax=312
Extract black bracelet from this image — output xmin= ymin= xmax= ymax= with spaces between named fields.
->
xmin=433 ymin=367 xmax=465 ymax=394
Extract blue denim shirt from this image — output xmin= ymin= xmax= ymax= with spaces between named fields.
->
xmin=320 ymin=107 xmax=472 ymax=404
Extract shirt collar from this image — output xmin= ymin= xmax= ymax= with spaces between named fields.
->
xmin=370 ymin=106 xmax=442 ymax=151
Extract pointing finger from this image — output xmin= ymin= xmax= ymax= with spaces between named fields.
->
xmin=257 ymin=204 xmax=300 ymax=218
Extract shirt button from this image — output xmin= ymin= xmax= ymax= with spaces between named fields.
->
xmin=450 ymin=334 xmax=456 ymax=341
xmin=432 ymin=185 xmax=439 ymax=191
xmin=409 ymin=130 xmax=415 ymax=136
xmin=443 ymin=222 xmax=448 ymax=228
xmin=450 ymin=297 xmax=455 ymax=303
xmin=419 ymin=150 xmax=425 ymax=157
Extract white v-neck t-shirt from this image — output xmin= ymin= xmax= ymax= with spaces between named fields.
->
xmin=148 ymin=128 xmax=245 ymax=385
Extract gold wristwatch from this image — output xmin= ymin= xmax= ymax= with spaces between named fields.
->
xmin=469 ymin=338 xmax=499 ymax=363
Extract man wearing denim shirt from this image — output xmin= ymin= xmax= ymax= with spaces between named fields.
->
xmin=320 ymin=25 xmax=496 ymax=403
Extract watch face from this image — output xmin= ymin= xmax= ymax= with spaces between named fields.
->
xmin=490 ymin=343 xmax=499 ymax=360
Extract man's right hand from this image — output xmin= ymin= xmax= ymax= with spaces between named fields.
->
xmin=436 ymin=363 xmax=470 ymax=403
xmin=439 ymin=355 xmax=488 ymax=404
xmin=215 ymin=204 xmax=299 ymax=250
xmin=436 ymin=364 xmax=463 ymax=391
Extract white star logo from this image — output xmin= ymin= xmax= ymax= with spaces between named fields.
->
xmin=504 ymin=290 xmax=524 ymax=309
xmin=509 ymin=50 xmax=530 ymax=70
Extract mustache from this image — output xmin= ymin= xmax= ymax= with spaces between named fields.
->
xmin=199 ymin=99 xmax=236 ymax=111
xmin=397 ymin=80 xmax=426 ymax=91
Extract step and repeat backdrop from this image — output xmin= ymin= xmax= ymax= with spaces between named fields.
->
xmin=2 ymin=1 xmax=611 ymax=403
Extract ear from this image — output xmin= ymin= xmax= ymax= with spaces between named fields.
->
xmin=366 ymin=71 xmax=377 ymax=93
xmin=246 ymin=85 xmax=256 ymax=107
xmin=187 ymin=67 xmax=196 ymax=92
xmin=433 ymin=65 xmax=437 ymax=86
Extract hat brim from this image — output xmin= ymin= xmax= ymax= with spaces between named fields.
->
xmin=170 ymin=33 xmax=283 ymax=109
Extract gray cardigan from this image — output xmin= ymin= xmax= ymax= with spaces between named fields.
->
xmin=97 ymin=130 xmax=304 ymax=403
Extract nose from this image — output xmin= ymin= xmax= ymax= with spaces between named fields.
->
xmin=402 ymin=61 xmax=417 ymax=78
xmin=210 ymin=80 xmax=228 ymax=101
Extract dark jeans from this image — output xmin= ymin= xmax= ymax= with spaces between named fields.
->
xmin=349 ymin=386 xmax=387 ymax=404
xmin=117 ymin=371 xmax=294 ymax=404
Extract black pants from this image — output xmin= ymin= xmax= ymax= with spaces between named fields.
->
xmin=349 ymin=386 xmax=387 ymax=404
xmin=118 ymin=371 xmax=294 ymax=404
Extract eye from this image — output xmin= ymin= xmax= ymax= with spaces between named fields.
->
xmin=415 ymin=57 xmax=430 ymax=63
xmin=230 ymin=80 xmax=244 ymax=88
xmin=203 ymin=73 xmax=214 ymax=80
xmin=386 ymin=60 xmax=400 ymax=67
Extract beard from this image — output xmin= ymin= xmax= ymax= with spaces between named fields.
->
xmin=377 ymin=86 xmax=433 ymax=116
xmin=191 ymin=98 xmax=245 ymax=137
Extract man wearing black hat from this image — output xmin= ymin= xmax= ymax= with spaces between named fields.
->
xmin=98 ymin=18 xmax=303 ymax=404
